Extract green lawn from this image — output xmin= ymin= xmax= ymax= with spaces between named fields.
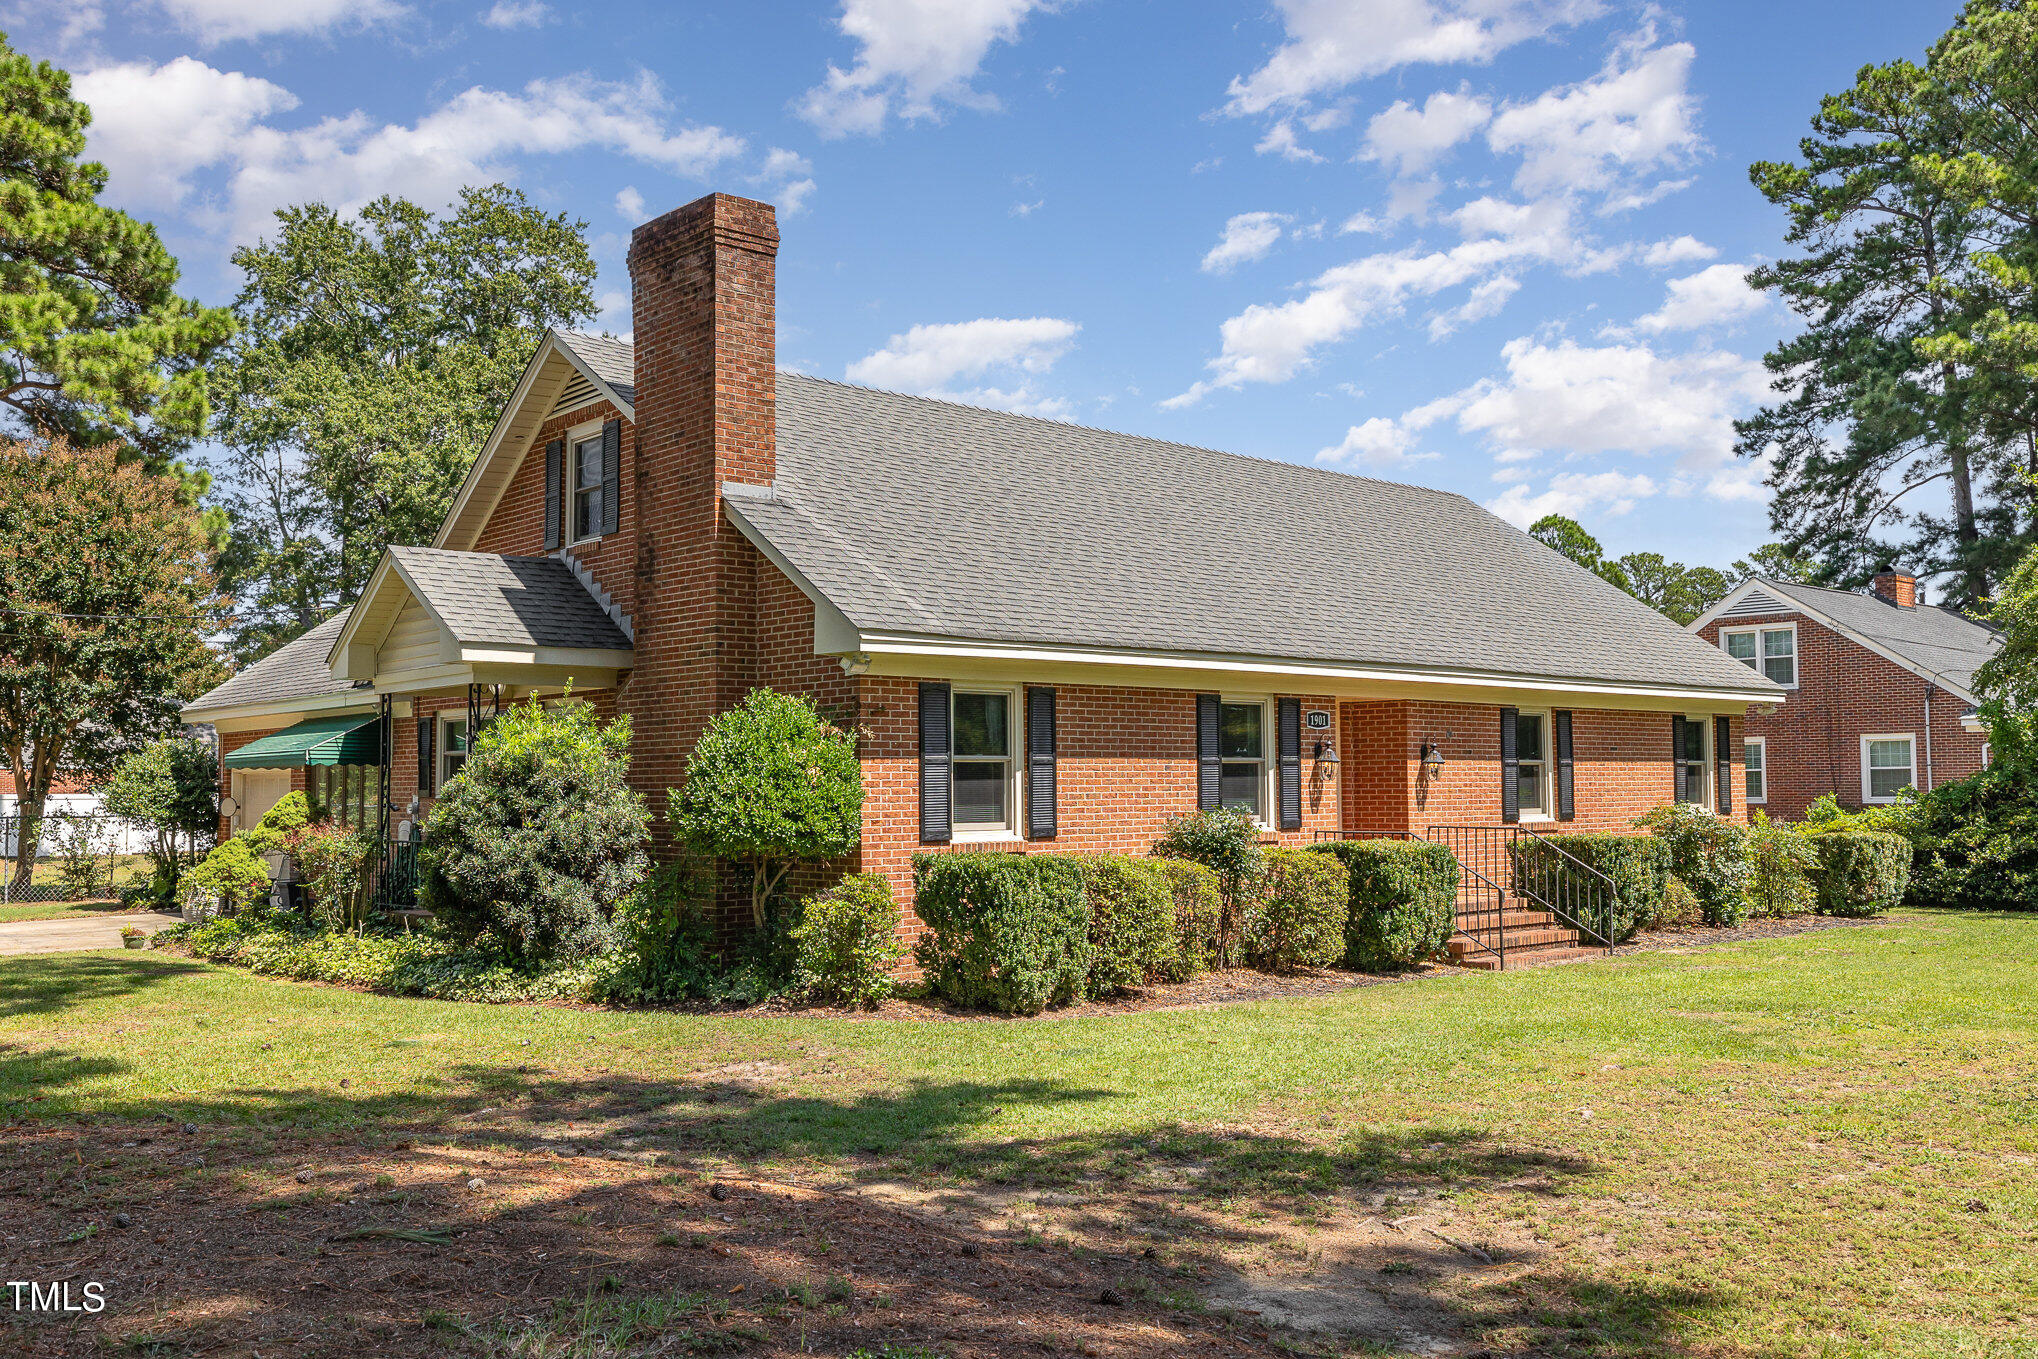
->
xmin=0 ymin=897 xmax=154 ymax=924
xmin=3 ymin=910 xmax=2034 ymax=1358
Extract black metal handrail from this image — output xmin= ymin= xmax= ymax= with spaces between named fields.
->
xmin=367 ymin=838 xmax=422 ymax=911
xmin=1425 ymin=824 xmax=1619 ymax=953
xmin=1451 ymin=859 xmax=1509 ymax=967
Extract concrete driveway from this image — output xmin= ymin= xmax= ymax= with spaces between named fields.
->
xmin=0 ymin=913 xmax=177 ymax=957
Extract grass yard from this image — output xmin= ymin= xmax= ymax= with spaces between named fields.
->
xmin=1 ymin=910 xmax=2033 ymax=1358
xmin=0 ymin=897 xmax=155 ymax=924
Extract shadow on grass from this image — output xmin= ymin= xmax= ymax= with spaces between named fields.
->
xmin=0 ymin=953 xmax=207 ymax=1019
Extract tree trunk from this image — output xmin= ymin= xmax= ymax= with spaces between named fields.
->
xmin=7 ymin=749 xmax=55 ymax=894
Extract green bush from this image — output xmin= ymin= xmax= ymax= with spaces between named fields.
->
xmin=1310 ymin=838 xmax=1457 ymax=971
xmin=102 ymin=736 xmax=218 ymax=904
xmin=419 ymin=696 xmax=650 ymax=963
xmin=1658 ymin=877 xmax=1703 ymax=927
xmin=1898 ymin=764 xmax=2038 ymax=911
xmin=1246 ymin=847 xmax=1346 ymax=971
xmin=1635 ymin=803 xmax=1751 ymax=927
xmin=1152 ymin=858 xmax=1223 ymax=981
xmin=286 ymin=821 xmax=376 ymax=932
xmin=182 ymin=837 xmax=271 ymax=913
xmin=1807 ymin=831 xmax=1912 ymax=918
xmin=790 ymin=873 xmax=905 ymax=1008
xmin=1744 ymin=814 xmax=1817 ymax=917
xmin=912 ymin=852 xmax=1091 ymax=1014
xmin=1152 ymin=809 xmax=1263 ymax=966
xmin=1076 ymin=855 xmax=1178 ymax=996
xmin=244 ymin=791 xmax=310 ymax=857
xmin=1506 ymin=832 xmax=1668 ymax=943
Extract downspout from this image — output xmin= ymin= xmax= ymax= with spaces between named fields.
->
xmin=1923 ymin=683 xmax=1934 ymax=793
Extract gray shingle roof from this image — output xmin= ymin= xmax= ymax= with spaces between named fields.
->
xmin=733 ymin=373 xmax=1779 ymax=696
xmin=186 ymin=613 xmax=359 ymax=714
xmin=559 ymin=331 xmax=634 ymax=408
xmin=389 ymin=546 xmax=632 ymax=652
xmin=1760 ymin=580 xmax=2001 ymax=696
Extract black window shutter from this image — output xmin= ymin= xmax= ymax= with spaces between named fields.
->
xmin=1026 ymin=686 xmax=1057 ymax=839
xmin=417 ymin=715 xmax=435 ymax=797
xmin=543 ymin=438 xmax=563 ymax=551
xmin=1500 ymin=706 xmax=1520 ymax=824
xmin=1277 ymin=698 xmax=1302 ymax=831
xmin=919 ymin=682 xmax=952 ymax=844
xmin=1715 ymin=715 xmax=1733 ymax=814
xmin=1196 ymin=694 xmax=1221 ymax=811
xmin=1554 ymin=710 xmax=1575 ymax=821
xmin=600 ymin=418 xmax=622 ymax=537
xmin=1671 ymin=716 xmax=1687 ymax=803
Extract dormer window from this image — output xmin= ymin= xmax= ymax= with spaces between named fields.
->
xmin=571 ymin=432 xmax=604 ymax=542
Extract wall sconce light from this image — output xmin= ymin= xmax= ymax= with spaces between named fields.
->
xmin=1312 ymin=740 xmax=1340 ymax=779
xmin=1420 ymin=742 xmax=1446 ymax=782
xmin=838 ymin=651 xmax=873 ymax=677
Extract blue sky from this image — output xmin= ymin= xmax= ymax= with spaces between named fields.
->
xmin=13 ymin=0 xmax=1964 ymax=567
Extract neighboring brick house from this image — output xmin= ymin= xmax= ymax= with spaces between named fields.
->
xmin=1690 ymin=571 xmax=2001 ymax=821
xmin=182 ymin=191 xmax=1781 ymax=957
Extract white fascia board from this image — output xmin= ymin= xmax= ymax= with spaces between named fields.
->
xmin=180 ymin=691 xmax=379 ymax=729
xmin=854 ymin=632 xmax=1781 ymax=709
xmin=326 ymin=552 xmax=397 ymax=676
xmin=458 ymin=645 xmax=636 ymax=670
xmin=1690 ymin=578 xmax=1980 ymax=705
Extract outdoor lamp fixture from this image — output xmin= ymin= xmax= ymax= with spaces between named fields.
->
xmin=1420 ymin=742 xmax=1447 ymax=782
xmin=839 ymin=651 xmax=873 ymax=677
xmin=1312 ymin=740 xmax=1340 ymax=779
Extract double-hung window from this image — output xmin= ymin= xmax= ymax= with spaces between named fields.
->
xmin=1744 ymin=737 xmax=1767 ymax=805
xmin=1722 ymin=625 xmax=1797 ymax=687
xmin=1862 ymin=734 xmax=1915 ymax=803
xmin=570 ymin=431 xmax=604 ymax=542
xmin=1675 ymin=717 xmax=1709 ymax=804
xmin=1515 ymin=711 xmax=1549 ymax=817
xmin=440 ymin=717 xmax=470 ymax=789
xmin=951 ymin=691 xmax=1013 ymax=831
xmin=1218 ymin=701 xmax=1266 ymax=820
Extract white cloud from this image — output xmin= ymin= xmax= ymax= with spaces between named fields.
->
xmin=1201 ymin=212 xmax=1289 ymax=274
xmin=1315 ymin=416 xmax=1442 ymax=470
xmin=1255 ymin=119 xmax=1324 ymax=163
xmin=1488 ymin=470 xmax=1659 ymax=526
xmin=847 ymin=316 xmax=1080 ymax=415
xmin=1360 ymin=87 xmax=1491 ymax=177
xmin=1225 ymin=0 xmax=1603 ymax=115
xmin=1010 ymin=198 xmax=1045 ymax=216
xmin=756 ymin=147 xmax=817 ymax=215
xmin=152 ymin=0 xmax=406 ymax=43
xmin=1642 ymin=234 xmax=1717 ymax=266
xmin=1427 ymin=272 xmax=1519 ymax=338
xmin=1486 ymin=38 xmax=1703 ymax=204
xmin=615 ymin=185 xmax=647 ymax=220
xmin=77 ymin=61 xmax=748 ymax=243
xmin=797 ymin=0 xmax=1056 ymax=138
xmin=1635 ymin=262 xmax=1766 ymax=332
xmin=481 ymin=0 xmax=551 ymax=28
xmin=72 ymin=58 xmax=298 ymax=209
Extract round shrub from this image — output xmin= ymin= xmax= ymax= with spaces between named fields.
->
xmin=1310 ymin=838 xmax=1456 ymax=971
xmin=182 ymin=836 xmax=270 ymax=914
xmin=1246 ymin=847 xmax=1347 ymax=971
xmin=1635 ymin=803 xmax=1751 ymax=927
xmin=419 ymin=697 xmax=650 ymax=963
xmin=1658 ymin=877 xmax=1703 ymax=927
xmin=912 ymin=852 xmax=1091 ymax=1014
xmin=1152 ymin=809 xmax=1264 ymax=966
xmin=244 ymin=791 xmax=310 ymax=858
xmin=1807 ymin=831 xmax=1912 ymax=917
xmin=790 ymin=873 xmax=905 ymax=1008
xmin=1152 ymin=859 xmax=1223 ymax=981
xmin=1743 ymin=814 xmax=1817 ymax=918
xmin=1077 ymin=855 xmax=1178 ymax=997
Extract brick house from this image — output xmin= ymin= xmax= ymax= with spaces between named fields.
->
xmin=182 ymin=191 xmax=1781 ymax=959
xmin=1690 ymin=571 xmax=2001 ymax=821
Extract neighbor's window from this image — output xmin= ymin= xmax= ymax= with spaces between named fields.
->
xmin=309 ymin=765 xmax=373 ymax=829
xmin=1675 ymin=718 xmax=1709 ymax=804
xmin=1219 ymin=701 xmax=1266 ymax=820
xmin=1515 ymin=711 xmax=1549 ymax=816
xmin=1722 ymin=626 xmax=1796 ymax=687
xmin=440 ymin=717 xmax=470 ymax=789
xmin=1862 ymin=735 xmax=1915 ymax=803
xmin=571 ymin=432 xmax=604 ymax=541
xmin=1744 ymin=737 xmax=1766 ymax=805
xmin=951 ymin=690 xmax=1011 ymax=830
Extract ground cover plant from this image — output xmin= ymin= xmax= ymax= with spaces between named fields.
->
xmin=0 ymin=910 xmax=2031 ymax=1359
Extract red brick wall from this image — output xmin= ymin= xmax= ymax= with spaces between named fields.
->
xmin=473 ymin=399 xmax=638 ymax=623
xmin=1338 ymin=699 xmax=1746 ymax=835
xmin=1695 ymin=611 xmax=1985 ymax=820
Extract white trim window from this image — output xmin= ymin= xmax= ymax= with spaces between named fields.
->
xmin=1744 ymin=736 xmax=1767 ymax=806
xmin=1514 ymin=709 xmax=1552 ymax=820
xmin=1218 ymin=698 xmax=1270 ymax=823
xmin=1861 ymin=734 xmax=1916 ymax=803
xmin=440 ymin=716 xmax=470 ymax=788
xmin=1721 ymin=624 xmax=1798 ymax=688
xmin=569 ymin=429 xmax=605 ymax=542
xmin=950 ymin=688 xmax=1017 ymax=837
xmin=1675 ymin=716 xmax=1710 ymax=805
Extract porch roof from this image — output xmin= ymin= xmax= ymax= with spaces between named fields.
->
xmin=223 ymin=713 xmax=382 ymax=769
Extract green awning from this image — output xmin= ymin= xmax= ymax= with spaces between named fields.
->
xmin=223 ymin=713 xmax=381 ymax=769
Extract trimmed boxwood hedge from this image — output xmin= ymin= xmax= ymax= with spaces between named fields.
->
xmin=1308 ymin=838 xmax=1457 ymax=971
xmin=1153 ymin=858 xmax=1223 ymax=981
xmin=911 ymin=852 xmax=1092 ymax=1015
xmin=1807 ymin=831 xmax=1912 ymax=918
xmin=1506 ymin=833 xmax=1669 ymax=943
xmin=1078 ymin=854 xmax=1179 ymax=997
xmin=1246 ymin=847 xmax=1348 ymax=971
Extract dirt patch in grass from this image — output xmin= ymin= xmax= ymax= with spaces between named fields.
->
xmin=1613 ymin=913 xmax=1892 ymax=956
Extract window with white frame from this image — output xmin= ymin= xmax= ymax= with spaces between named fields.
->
xmin=1515 ymin=710 xmax=1551 ymax=818
xmin=439 ymin=716 xmax=470 ymax=789
xmin=1744 ymin=737 xmax=1767 ymax=805
xmin=1861 ymin=734 xmax=1915 ymax=803
xmin=1721 ymin=625 xmax=1797 ymax=687
xmin=570 ymin=431 xmax=604 ymax=541
xmin=1675 ymin=717 xmax=1709 ymax=804
xmin=1218 ymin=700 xmax=1268 ymax=821
xmin=950 ymin=689 xmax=1014 ymax=833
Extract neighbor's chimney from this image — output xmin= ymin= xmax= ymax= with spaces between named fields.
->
xmin=1871 ymin=564 xmax=1918 ymax=609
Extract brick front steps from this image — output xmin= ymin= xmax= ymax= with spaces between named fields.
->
xmin=1447 ymin=900 xmax=1609 ymax=970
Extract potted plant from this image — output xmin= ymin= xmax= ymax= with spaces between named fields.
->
xmin=119 ymin=925 xmax=148 ymax=950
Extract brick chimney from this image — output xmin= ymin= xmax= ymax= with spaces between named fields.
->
xmin=1871 ymin=565 xmax=1918 ymax=609
xmin=619 ymin=193 xmax=779 ymax=835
